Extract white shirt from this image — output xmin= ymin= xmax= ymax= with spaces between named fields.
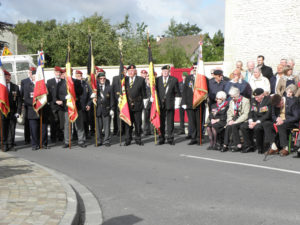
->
xmin=6 ymin=83 xmax=10 ymax=92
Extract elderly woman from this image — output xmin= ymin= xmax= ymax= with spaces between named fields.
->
xmin=222 ymin=87 xmax=250 ymax=152
xmin=207 ymin=91 xmax=229 ymax=150
xmin=249 ymin=67 xmax=271 ymax=95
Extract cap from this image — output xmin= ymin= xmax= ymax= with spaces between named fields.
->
xmin=161 ymin=65 xmax=170 ymax=70
xmin=95 ymin=66 xmax=100 ymax=72
xmin=30 ymin=67 xmax=36 ymax=72
xmin=54 ymin=66 xmax=62 ymax=73
xmin=97 ymin=72 xmax=105 ymax=78
xmin=213 ymin=70 xmax=223 ymax=76
xmin=76 ymin=70 xmax=82 ymax=75
xmin=141 ymin=70 xmax=148 ymax=74
xmin=3 ymin=70 xmax=10 ymax=76
xmin=127 ymin=64 xmax=136 ymax=70
xmin=253 ymin=88 xmax=264 ymax=96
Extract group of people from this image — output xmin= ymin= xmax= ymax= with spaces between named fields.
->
xmin=1 ymin=54 xmax=300 ymax=157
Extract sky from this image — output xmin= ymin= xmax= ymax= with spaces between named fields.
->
xmin=0 ymin=0 xmax=225 ymax=36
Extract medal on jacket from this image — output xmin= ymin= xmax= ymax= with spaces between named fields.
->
xmin=12 ymin=91 xmax=17 ymax=101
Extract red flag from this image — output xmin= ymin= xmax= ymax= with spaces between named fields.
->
xmin=0 ymin=60 xmax=10 ymax=117
xmin=65 ymin=47 xmax=78 ymax=123
xmin=33 ymin=51 xmax=48 ymax=114
xmin=87 ymin=35 xmax=97 ymax=94
xmin=193 ymin=41 xmax=208 ymax=108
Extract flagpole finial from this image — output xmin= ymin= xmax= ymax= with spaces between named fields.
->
xmin=40 ymin=38 xmax=44 ymax=50
xmin=88 ymin=25 xmax=91 ymax=36
xmin=118 ymin=37 xmax=123 ymax=51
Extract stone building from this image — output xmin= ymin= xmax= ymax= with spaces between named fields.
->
xmin=224 ymin=0 xmax=300 ymax=75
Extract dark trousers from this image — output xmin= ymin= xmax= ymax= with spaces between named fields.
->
xmin=224 ymin=122 xmax=242 ymax=146
xmin=116 ymin=109 xmax=125 ymax=135
xmin=24 ymin=107 xmax=31 ymax=142
xmin=186 ymin=108 xmax=200 ymax=142
xmin=262 ymin=121 xmax=274 ymax=144
xmin=143 ymin=108 xmax=151 ymax=134
xmin=241 ymin=122 xmax=264 ymax=150
xmin=89 ymin=104 xmax=95 ymax=135
xmin=278 ymin=122 xmax=297 ymax=148
xmin=2 ymin=118 xmax=16 ymax=147
xmin=50 ymin=110 xmax=64 ymax=141
xmin=159 ymin=108 xmax=175 ymax=142
xmin=125 ymin=110 xmax=142 ymax=143
xmin=113 ymin=107 xmax=119 ymax=134
xmin=29 ymin=119 xmax=48 ymax=147
xmin=96 ymin=114 xmax=111 ymax=144
xmin=82 ymin=110 xmax=90 ymax=138
xmin=179 ymin=107 xmax=185 ymax=132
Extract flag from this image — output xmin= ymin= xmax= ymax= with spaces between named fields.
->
xmin=2 ymin=47 xmax=12 ymax=56
xmin=87 ymin=35 xmax=97 ymax=94
xmin=65 ymin=46 xmax=78 ymax=123
xmin=32 ymin=50 xmax=48 ymax=114
xmin=118 ymin=39 xmax=131 ymax=126
xmin=147 ymin=37 xmax=160 ymax=134
xmin=0 ymin=59 xmax=10 ymax=117
xmin=193 ymin=41 xmax=208 ymax=108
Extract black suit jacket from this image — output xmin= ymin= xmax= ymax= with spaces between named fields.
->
xmin=20 ymin=77 xmax=31 ymax=100
xmin=249 ymin=96 xmax=272 ymax=122
xmin=46 ymin=78 xmax=60 ymax=112
xmin=112 ymin=75 xmax=123 ymax=103
xmin=3 ymin=82 xmax=22 ymax=119
xmin=261 ymin=64 xmax=273 ymax=81
xmin=125 ymin=76 xmax=146 ymax=112
xmin=79 ymin=80 xmax=92 ymax=109
xmin=156 ymin=75 xmax=181 ymax=110
xmin=96 ymin=83 xmax=114 ymax=117
xmin=181 ymin=75 xmax=200 ymax=109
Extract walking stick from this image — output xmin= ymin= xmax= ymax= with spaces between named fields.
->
xmin=40 ymin=110 xmax=43 ymax=149
xmin=69 ymin=121 xmax=71 ymax=149
xmin=94 ymin=105 xmax=98 ymax=147
xmin=0 ymin=115 xmax=3 ymax=151
xmin=199 ymin=104 xmax=202 ymax=145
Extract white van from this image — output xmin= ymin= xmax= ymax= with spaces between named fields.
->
xmin=1 ymin=54 xmax=37 ymax=85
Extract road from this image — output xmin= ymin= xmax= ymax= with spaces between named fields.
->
xmin=9 ymin=127 xmax=300 ymax=225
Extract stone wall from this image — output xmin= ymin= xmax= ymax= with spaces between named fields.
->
xmin=224 ymin=0 xmax=300 ymax=75
xmin=0 ymin=30 xmax=18 ymax=54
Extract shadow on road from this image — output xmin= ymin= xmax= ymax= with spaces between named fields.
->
xmin=0 ymin=165 xmax=33 ymax=179
xmin=102 ymin=214 xmax=143 ymax=225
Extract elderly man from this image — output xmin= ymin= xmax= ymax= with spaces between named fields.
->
xmin=243 ymin=61 xmax=255 ymax=82
xmin=240 ymin=88 xmax=272 ymax=153
xmin=270 ymin=64 xmax=285 ymax=95
xmin=257 ymin=55 xmax=273 ymax=81
xmin=222 ymin=87 xmax=250 ymax=152
xmin=208 ymin=69 xmax=228 ymax=109
xmin=157 ymin=65 xmax=181 ymax=145
xmin=249 ymin=67 xmax=271 ymax=95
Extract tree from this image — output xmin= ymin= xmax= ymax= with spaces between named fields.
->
xmin=165 ymin=18 xmax=202 ymax=37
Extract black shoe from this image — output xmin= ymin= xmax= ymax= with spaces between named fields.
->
xmin=206 ymin=145 xmax=213 ymax=150
xmin=221 ymin=146 xmax=228 ymax=152
xmin=42 ymin=145 xmax=50 ymax=149
xmin=241 ymin=146 xmax=254 ymax=153
xmin=213 ymin=143 xmax=222 ymax=151
xmin=95 ymin=143 xmax=102 ymax=147
xmin=158 ymin=140 xmax=165 ymax=145
xmin=185 ymin=135 xmax=192 ymax=140
xmin=105 ymin=143 xmax=111 ymax=147
xmin=136 ymin=141 xmax=144 ymax=146
xmin=231 ymin=146 xmax=241 ymax=152
xmin=124 ymin=141 xmax=131 ymax=146
xmin=62 ymin=144 xmax=69 ymax=148
xmin=78 ymin=143 xmax=87 ymax=148
xmin=32 ymin=146 xmax=39 ymax=151
xmin=188 ymin=140 xmax=197 ymax=145
xmin=168 ymin=140 xmax=175 ymax=145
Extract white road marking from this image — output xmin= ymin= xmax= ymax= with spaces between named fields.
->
xmin=180 ymin=154 xmax=300 ymax=175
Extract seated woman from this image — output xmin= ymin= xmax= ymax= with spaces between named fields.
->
xmin=222 ymin=87 xmax=250 ymax=152
xmin=207 ymin=91 xmax=229 ymax=150
xmin=249 ymin=67 xmax=270 ymax=96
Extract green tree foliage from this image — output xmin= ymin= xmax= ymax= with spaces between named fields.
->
xmin=165 ymin=18 xmax=202 ymax=37
xmin=202 ymin=30 xmax=224 ymax=62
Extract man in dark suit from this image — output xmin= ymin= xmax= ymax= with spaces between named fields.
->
xmin=20 ymin=67 xmax=35 ymax=144
xmin=257 ymin=55 xmax=273 ymax=81
xmin=94 ymin=72 xmax=114 ymax=146
xmin=124 ymin=64 xmax=146 ymax=146
xmin=178 ymin=72 xmax=187 ymax=135
xmin=240 ymin=88 xmax=272 ymax=153
xmin=156 ymin=65 xmax=181 ymax=145
xmin=2 ymin=70 xmax=22 ymax=151
xmin=23 ymin=70 xmax=50 ymax=150
xmin=56 ymin=71 xmax=85 ymax=148
xmin=143 ymin=74 xmax=152 ymax=136
xmin=111 ymin=66 xmax=127 ymax=136
xmin=47 ymin=66 xmax=64 ymax=142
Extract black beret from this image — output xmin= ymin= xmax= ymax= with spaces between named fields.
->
xmin=161 ymin=65 xmax=170 ymax=70
xmin=193 ymin=62 xmax=197 ymax=66
xmin=213 ymin=70 xmax=223 ymax=76
xmin=253 ymin=88 xmax=264 ymax=96
xmin=97 ymin=72 xmax=105 ymax=78
xmin=127 ymin=64 xmax=136 ymax=70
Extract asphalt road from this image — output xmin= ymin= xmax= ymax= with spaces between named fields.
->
xmin=9 ymin=128 xmax=300 ymax=225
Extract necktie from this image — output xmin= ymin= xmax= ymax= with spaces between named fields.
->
xmin=100 ymin=85 xmax=104 ymax=98
xmin=130 ymin=79 xmax=133 ymax=88
xmin=163 ymin=78 xmax=167 ymax=88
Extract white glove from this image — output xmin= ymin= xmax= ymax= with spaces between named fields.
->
xmin=110 ymin=110 xmax=114 ymax=117
xmin=143 ymin=99 xmax=149 ymax=108
xmin=150 ymin=97 xmax=154 ymax=102
xmin=181 ymin=105 xmax=187 ymax=110
xmin=90 ymin=93 xmax=96 ymax=98
xmin=118 ymin=96 xmax=122 ymax=104
xmin=14 ymin=113 xmax=19 ymax=118
xmin=65 ymin=94 xmax=71 ymax=100
xmin=174 ymin=97 xmax=182 ymax=109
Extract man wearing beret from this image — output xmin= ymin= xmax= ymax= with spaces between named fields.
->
xmin=1 ymin=70 xmax=21 ymax=151
xmin=208 ymin=69 xmax=228 ymax=110
xmin=47 ymin=66 xmax=64 ymax=143
xmin=93 ymin=72 xmax=114 ymax=146
xmin=156 ymin=65 xmax=181 ymax=145
xmin=124 ymin=64 xmax=146 ymax=146
xmin=240 ymin=88 xmax=272 ymax=153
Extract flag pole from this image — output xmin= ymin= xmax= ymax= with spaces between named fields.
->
xmin=118 ymin=38 xmax=123 ymax=146
xmin=69 ymin=121 xmax=71 ymax=149
xmin=40 ymin=110 xmax=43 ymax=149
xmin=199 ymin=106 xmax=202 ymax=145
xmin=94 ymin=105 xmax=98 ymax=147
xmin=0 ymin=115 xmax=3 ymax=151
xmin=119 ymin=112 xmax=122 ymax=146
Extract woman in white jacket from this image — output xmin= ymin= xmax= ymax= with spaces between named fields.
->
xmin=249 ymin=67 xmax=271 ymax=95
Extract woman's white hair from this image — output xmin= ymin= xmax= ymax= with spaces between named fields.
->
xmin=216 ymin=91 xmax=227 ymax=100
xmin=228 ymin=86 xmax=240 ymax=97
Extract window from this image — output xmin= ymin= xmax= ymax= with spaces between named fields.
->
xmin=16 ymin=62 xmax=30 ymax=71
xmin=2 ymin=63 xmax=13 ymax=72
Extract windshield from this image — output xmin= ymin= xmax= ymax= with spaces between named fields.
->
xmin=16 ymin=62 xmax=30 ymax=71
xmin=2 ymin=63 xmax=13 ymax=72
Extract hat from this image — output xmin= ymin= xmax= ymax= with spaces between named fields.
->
xmin=253 ymin=88 xmax=264 ymax=96
xmin=127 ymin=64 xmax=136 ymax=70
xmin=182 ymin=72 xmax=188 ymax=77
xmin=3 ymin=70 xmax=10 ymax=76
xmin=30 ymin=67 xmax=36 ymax=72
xmin=61 ymin=69 xmax=66 ymax=73
xmin=97 ymin=72 xmax=105 ymax=78
xmin=95 ymin=66 xmax=100 ymax=72
xmin=161 ymin=65 xmax=170 ymax=70
xmin=141 ymin=70 xmax=148 ymax=74
xmin=76 ymin=70 xmax=82 ymax=75
xmin=54 ymin=66 xmax=62 ymax=73
xmin=213 ymin=70 xmax=223 ymax=76
xmin=193 ymin=62 xmax=197 ymax=66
